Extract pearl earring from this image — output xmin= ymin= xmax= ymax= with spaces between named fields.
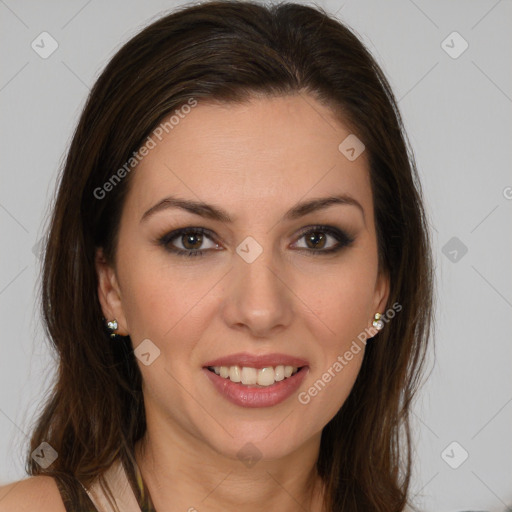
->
xmin=106 ymin=319 xmax=119 ymax=338
xmin=372 ymin=313 xmax=384 ymax=331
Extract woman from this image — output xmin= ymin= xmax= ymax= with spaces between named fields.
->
xmin=0 ymin=1 xmax=434 ymax=511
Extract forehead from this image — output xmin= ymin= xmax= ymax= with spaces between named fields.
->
xmin=124 ymin=94 xmax=372 ymax=223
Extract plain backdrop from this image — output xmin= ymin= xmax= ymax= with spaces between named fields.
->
xmin=0 ymin=1 xmax=511 ymax=510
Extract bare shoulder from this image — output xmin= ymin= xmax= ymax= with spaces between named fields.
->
xmin=0 ymin=475 xmax=66 ymax=512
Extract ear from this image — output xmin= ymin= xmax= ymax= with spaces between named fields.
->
xmin=95 ymin=247 xmax=129 ymax=336
xmin=373 ymin=267 xmax=390 ymax=317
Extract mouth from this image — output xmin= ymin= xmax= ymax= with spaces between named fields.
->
xmin=202 ymin=353 xmax=309 ymax=408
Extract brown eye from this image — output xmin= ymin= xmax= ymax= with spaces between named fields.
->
xmin=293 ymin=225 xmax=354 ymax=254
xmin=158 ymin=227 xmax=221 ymax=257
xmin=181 ymin=232 xmax=204 ymax=250
xmin=304 ymin=231 xmax=328 ymax=250
xmin=158 ymin=225 xmax=354 ymax=258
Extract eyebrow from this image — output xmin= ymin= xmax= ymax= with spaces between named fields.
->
xmin=140 ymin=193 xmax=365 ymax=225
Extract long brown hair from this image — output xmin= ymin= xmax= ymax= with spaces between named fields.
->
xmin=28 ymin=2 xmax=434 ymax=510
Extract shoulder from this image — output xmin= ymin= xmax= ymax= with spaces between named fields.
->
xmin=0 ymin=475 xmax=66 ymax=512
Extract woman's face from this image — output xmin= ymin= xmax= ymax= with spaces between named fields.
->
xmin=96 ymin=94 xmax=389 ymax=461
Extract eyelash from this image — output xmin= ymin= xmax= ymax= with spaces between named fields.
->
xmin=157 ymin=225 xmax=355 ymax=258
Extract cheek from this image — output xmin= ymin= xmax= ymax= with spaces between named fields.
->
xmin=295 ymin=251 xmax=377 ymax=411
xmin=300 ymin=255 xmax=378 ymax=342
xmin=298 ymin=350 xmax=364 ymax=432
xmin=118 ymin=254 xmax=222 ymax=351
xmin=297 ymin=269 xmax=372 ymax=420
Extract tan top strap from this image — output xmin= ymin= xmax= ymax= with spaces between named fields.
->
xmin=84 ymin=458 xmax=142 ymax=512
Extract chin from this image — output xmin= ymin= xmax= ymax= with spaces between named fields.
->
xmin=197 ymin=417 xmax=312 ymax=464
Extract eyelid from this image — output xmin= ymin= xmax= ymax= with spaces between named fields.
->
xmin=157 ymin=227 xmax=221 ymax=249
xmin=290 ymin=224 xmax=355 ymax=251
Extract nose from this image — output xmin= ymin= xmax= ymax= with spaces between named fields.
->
xmin=220 ymin=243 xmax=294 ymax=339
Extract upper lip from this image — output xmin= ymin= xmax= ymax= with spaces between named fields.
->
xmin=203 ymin=352 xmax=309 ymax=369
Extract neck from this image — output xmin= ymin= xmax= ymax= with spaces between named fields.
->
xmin=134 ymin=418 xmax=326 ymax=512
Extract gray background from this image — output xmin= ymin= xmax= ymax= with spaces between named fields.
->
xmin=0 ymin=0 xmax=511 ymax=510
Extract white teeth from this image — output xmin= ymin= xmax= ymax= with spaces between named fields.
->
xmin=229 ymin=365 xmax=241 ymax=382
xmin=257 ymin=367 xmax=275 ymax=386
xmin=274 ymin=365 xmax=285 ymax=381
xmin=210 ymin=365 xmax=299 ymax=386
xmin=241 ymin=367 xmax=258 ymax=385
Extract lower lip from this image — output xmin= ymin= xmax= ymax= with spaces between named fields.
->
xmin=203 ymin=367 xmax=309 ymax=408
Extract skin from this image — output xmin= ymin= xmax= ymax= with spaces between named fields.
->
xmin=95 ymin=93 xmax=389 ymax=512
